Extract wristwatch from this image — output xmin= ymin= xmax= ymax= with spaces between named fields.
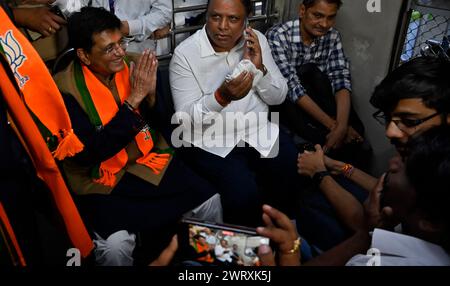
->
xmin=312 ymin=170 xmax=331 ymax=185
xmin=261 ymin=64 xmax=268 ymax=76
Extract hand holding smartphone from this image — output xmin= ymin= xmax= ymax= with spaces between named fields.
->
xmin=177 ymin=218 xmax=270 ymax=266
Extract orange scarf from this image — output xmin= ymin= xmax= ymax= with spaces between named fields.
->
xmin=0 ymin=57 xmax=93 ymax=258
xmin=77 ymin=63 xmax=170 ymax=187
xmin=195 ymin=241 xmax=214 ymax=263
xmin=0 ymin=7 xmax=83 ymax=160
xmin=0 ymin=202 xmax=26 ymax=266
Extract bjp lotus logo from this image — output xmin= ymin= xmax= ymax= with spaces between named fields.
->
xmin=0 ymin=30 xmax=29 ymax=88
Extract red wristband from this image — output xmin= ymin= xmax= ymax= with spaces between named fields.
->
xmin=215 ymin=90 xmax=231 ymax=107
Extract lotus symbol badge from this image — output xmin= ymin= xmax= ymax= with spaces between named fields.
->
xmin=0 ymin=30 xmax=30 ymax=88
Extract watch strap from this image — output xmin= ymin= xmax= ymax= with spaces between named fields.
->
xmin=312 ymin=170 xmax=331 ymax=185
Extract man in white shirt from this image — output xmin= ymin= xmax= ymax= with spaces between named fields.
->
xmin=214 ymin=239 xmax=233 ymax=264
xmin=170 ymin=0 xmax=304 ymax=226
xmin=48 ymin=0 xmax=172 ymax=54
xmin=345 ymin=228 xmax=450 ymax=266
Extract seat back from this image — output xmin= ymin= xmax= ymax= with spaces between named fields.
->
xmin=52 ymin=48 xmax=75 ymax=75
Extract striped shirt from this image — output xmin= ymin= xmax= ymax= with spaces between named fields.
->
xmin=266 ymin=19 xmax=352 ymax=103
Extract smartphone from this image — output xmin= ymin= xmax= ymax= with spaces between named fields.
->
xmin=297 ymin=142 xmax=316 ymax=153
xmin=242 ymin=18 xmax=250 ymax=38
xmin=176 ymin=218 xmax=270 ymax=266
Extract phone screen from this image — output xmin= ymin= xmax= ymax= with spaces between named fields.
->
xmin=177 ymin=218 xmax=269 ymax=266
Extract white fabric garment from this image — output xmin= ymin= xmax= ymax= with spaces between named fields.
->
xmin=174 ymin=0 xmax=207 ymax=22
xmin=346 ymin=228 xmax=450 ymax=266
xmin=183 ymin=193 xmax=223 ymax=223
xmin=170 ymin=26 xmax=288 ymax=158
xmin=91 ymin=194 xmax=221 ymax=266
xmin=215 ymin=244 xmax=233 ymax=263
xmin=225 ymin=59 xmax=263 ymax=87
xmin=52 ymin=0 xmax=172 ymax=54
xmin=93 ymin=230 xmax=136 ymax=266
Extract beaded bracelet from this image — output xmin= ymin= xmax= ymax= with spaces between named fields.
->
xmin=341 ymin=163 xmax=355 ymax=178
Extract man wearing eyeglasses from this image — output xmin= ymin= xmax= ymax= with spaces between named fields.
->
xmin=297 ymin=56 xmax=450 ymax=250
xmin=52 ymin=7 xmax=218 ymax=265
xmin=370 ymin=56 xmax=450 ymax=158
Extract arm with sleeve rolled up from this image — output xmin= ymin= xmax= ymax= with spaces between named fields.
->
xmin=267 ymin=32 xmax=335 ymax=129
xmin=266 ymin=27 xmax=335 ymax=127
xmin=122 ymin=0 xmax=172 ymax=39
xmin=323 ymin=89 xmax=350 ymax=152
xmin=267 ymin=27 xmax=304 ymax=105
xmin=324 ymin=32 xmax=358 ymax=150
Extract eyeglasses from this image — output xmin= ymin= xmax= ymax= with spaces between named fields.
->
xmin=373 ymin=110 xmax=441 ymax=131
xmin=102 ymin=38 xmax=129 ymax=56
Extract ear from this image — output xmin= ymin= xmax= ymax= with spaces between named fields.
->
xmin=76 ymin=48 xmax=91 ymax=66
xmin=299 ymin=4 xmax=306 ymax=18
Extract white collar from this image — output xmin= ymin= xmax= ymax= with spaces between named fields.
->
xmin=372 ymin=228 xmax=450 ymax=265
xmin=198 ymin=25 xmax=245 ymax=58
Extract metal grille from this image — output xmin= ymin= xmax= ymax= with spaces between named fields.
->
xmin=399 ymin=10 xmax=450 ymax=63
xmin=165 ymin=0 xmax=276 ymax=60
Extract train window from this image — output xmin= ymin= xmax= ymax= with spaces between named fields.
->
xmin=395 ymin=0 xmax=450 ymax=66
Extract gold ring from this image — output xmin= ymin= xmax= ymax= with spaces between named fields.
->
xmin=48 ymin=27 xmax=53 ymax=33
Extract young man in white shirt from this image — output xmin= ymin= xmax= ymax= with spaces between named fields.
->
xmin=170 ymin=0 xmax=304 ymax=226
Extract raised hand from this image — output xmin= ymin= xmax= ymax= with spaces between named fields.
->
xmin=127 ymin=50 xmax=158 ymax=109
xmin=363 ymin=173 xmax=396 ymax=231
xmin=257 ymin=205 xmax=301 ymax=266
xmin=243 ymin=27 xmax=263 ymax=72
